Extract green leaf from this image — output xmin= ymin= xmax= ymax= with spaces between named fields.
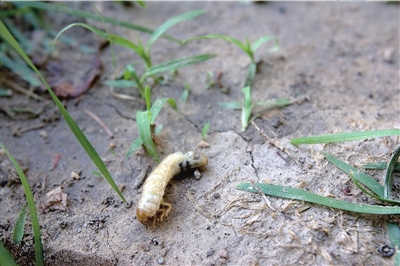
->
xmin=244 ymin=63 xmax=256 ymax=87
xmin=137 ymin=110 xmax=159 ymax=162
xmin=0 ymin=52 xmax=41 ymax=87
xmin=219 ymin=101 xmax=242 ymax=109
xmin=251 ymin=36 xmax=280 ymax=53
xmin=145 ymin=54 xmax=217 ymax=76
xmin=135 ymin=0 xmax=146 ymax=7
xmin=201 ymin=122 xmax=211 ymax=140
xmin=2 ymin=18 xmax=33 ymax=53
xmin=183 ymin=34 xmax=248 ymax=54
xmin=241 ymin=86 xmax=253 ymax=132
xmin=147 ymin=9 xmax=206 ymax=50
xmin=384 ymin=146 xmax=400 ymax=199
xmin=125 ymin=65 xmax=144 ymax=93
xmin=126 ymin=136 xmax=144 ymax=158
xmin=14 ymin=2 xmax=180 ymax=42
xmin=1 ymin=143 xmax=43 ymax=266
xmin=53 ymin=23 xmax=143 ymax=55
xmin=145 ymin=85 xmax=151 ymax=111
xmin=291 ymin=129 xmax=400 ymax=145
xmin=150 ymin=98 xmax=177 ymax=124
xmin=386 ymin=222 xmax=400 ymax=264
xmin=0 ymin=241 xmax=18 ymax=266
xmin=13 ymin=205 xmax=27 ymax=245
xmin=255 ymin=98 xmax=291 ymax=108
xmin=0 ymin=21 xmax=126 ymax=203
xmin=324 ymin=153 xmax=384 ymax=197
xmin=361 ymin=162 xmax=400 ymax=171
xmin=236 ymin=182 xmax=400 ymax=215
xmin=349 ymin=172 xmax=400 ymax=205
xmin=104 ymin=80 xmax=138 ymax=88
xmin=180 ymin=88 xmax=190 ymax=102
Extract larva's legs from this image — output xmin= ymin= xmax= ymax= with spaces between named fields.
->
xmin=156 ymin=200 xmax=172 ymax=222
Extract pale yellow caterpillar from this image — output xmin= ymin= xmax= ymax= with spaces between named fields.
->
xmin=136 ymin=151 xmax=208 ymax=225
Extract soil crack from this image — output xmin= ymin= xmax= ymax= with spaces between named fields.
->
xmin=106 ymin=103 xmax=135 ymax=121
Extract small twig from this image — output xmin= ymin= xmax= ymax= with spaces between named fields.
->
xmin=251 ymin=121 xmax=301 ymax=168
xmin=84 ymin=109 xmax=114 ymax=139
xmin=108 ymin=66 xmax=145 ymax=104
xmin=186 ymin=190 xmax=213 ymax=222
xmin=12 ymin=122 xmax=45 ymax=137
xmin=1 ymin=79 xmax=46 ymax=102
xmin=50 ymin=153 xmax=61 ymax=171
xmin=134 ymin=164 xmax=151 ymax=189
xmin=251 ymin=182 xmax=276 ymax=211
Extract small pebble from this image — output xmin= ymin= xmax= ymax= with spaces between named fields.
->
xmin=219 ymin=249 xmax=228 ymax=259
xmin=157 ymin=258 xmax=165 ymax=265
xmin=194 ymin=169 xmax=202 ymax=180
xmin=214 ymin=193 xmax=221 ymax=199
xmin=383 ymin=48 xmax=394 ymax=63
xmin=59 ymin=220 xmax=68 ymax=229
xmin=206 ymin=248 xmax=214 ymax=257
xmin=278 ymin=6 xmax=286 ymax=14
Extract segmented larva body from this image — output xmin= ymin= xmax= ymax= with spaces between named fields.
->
xmin=136 ymin=151 xmax=208 ymax=225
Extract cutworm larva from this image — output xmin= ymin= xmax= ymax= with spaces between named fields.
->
xmin=136 ymin=151 xmax=208 ymax=225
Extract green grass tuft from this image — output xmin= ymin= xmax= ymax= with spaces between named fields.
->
xmin=1 ymin=21 xmax=126 ymax=202
xmin=1 ymin=143 xmax=43 ymax=266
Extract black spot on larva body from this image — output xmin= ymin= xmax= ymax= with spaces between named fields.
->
xmin=179 ymin=162 xmax=186 ymax=171
xmin=179 ymin=160 xmax=191 ymax=171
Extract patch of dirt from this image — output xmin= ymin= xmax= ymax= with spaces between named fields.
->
xmin=1 ymin=2 xmax=399 ymax=265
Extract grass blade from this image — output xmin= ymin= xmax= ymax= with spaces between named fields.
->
xmin=384 ymin=146 xmax=400 ymax=199
xmin=244 ymin=63 xmax=256 ymax=87
xmin=251 ymin=36 xmax=280 ymax=53
xmin=0 ymin=241 xmax=18 ymax=266
xmin=137 ymin=110 xmax=159 ymax=162
xmin=219 ymin=101 xmax=242 ymax=109
xmin=104 ymin=80 xmax=138 ymax=88
xmin=145 ymin=54 xmax=217 ymax=76
xmin=1 ymin=21 xmax=126 ymax=202
xmin=150 ymin=98 xmax=177 ymax=124
xmin=361 ymin=162 xmax=387 ymax=170
xmin=324 ymin=153 xmax=384 ymax=197
xmin=386 ymin=222 xmax=400 ymax=264
xmin=3 ymin=18 xmax=33 ymax=53
xmin=201 ymin=122 xmax=211 ymax=140
xmin=183 ymin=34 xmax=247 ymax=53
xmin=147 ymin=9 xmax=206 ymax=50
xmin=180 ymin=88 xmax=190 ymax=102
xmin=1 ymin=143 xmax=43 ymax=266
xmin=362 ymin=162 xmax=400 ymax=171
xmin=136 ymin=1 xmax=146 ymax=7
xmin=128 ymin=66 xmax=145 ymax=97
xmin=126 ymin=136 xmax=144 ymax=158
xmin=349 ymin=172 xmax=400 ymax=205
xmin=14 ymin=2 xmax=180 ymax=42
xmin=291 ymin=129 xmax=400 ymax=145
xmin=53 ymin=23 xmax=142 ymax=55
xmin=236 ymin=182 xmax=400 ymax=215
xmin=12 ymin=205 xmax=27 ymax=245
xmin=241 ymin=86 xmax=253 ymax=132
xmin=145 ymin=85 xmax=151 ymax=111
xmin=255 ymin=98 xmax=291 ymax=108
xmin=0 ymin=52 xmax=41 ymax=87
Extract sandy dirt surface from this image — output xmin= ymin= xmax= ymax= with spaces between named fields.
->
xmin=1 ymin=2 xmax=399 ymax=265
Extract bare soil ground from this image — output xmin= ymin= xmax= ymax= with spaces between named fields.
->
xmin=1 ymin=2 xmax=399 ymax=266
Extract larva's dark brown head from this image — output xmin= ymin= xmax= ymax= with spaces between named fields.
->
xmin=183 ymin=151 xmax=208 ymax=168
xmin=136 ymin=208 xmax=153 ymax=225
